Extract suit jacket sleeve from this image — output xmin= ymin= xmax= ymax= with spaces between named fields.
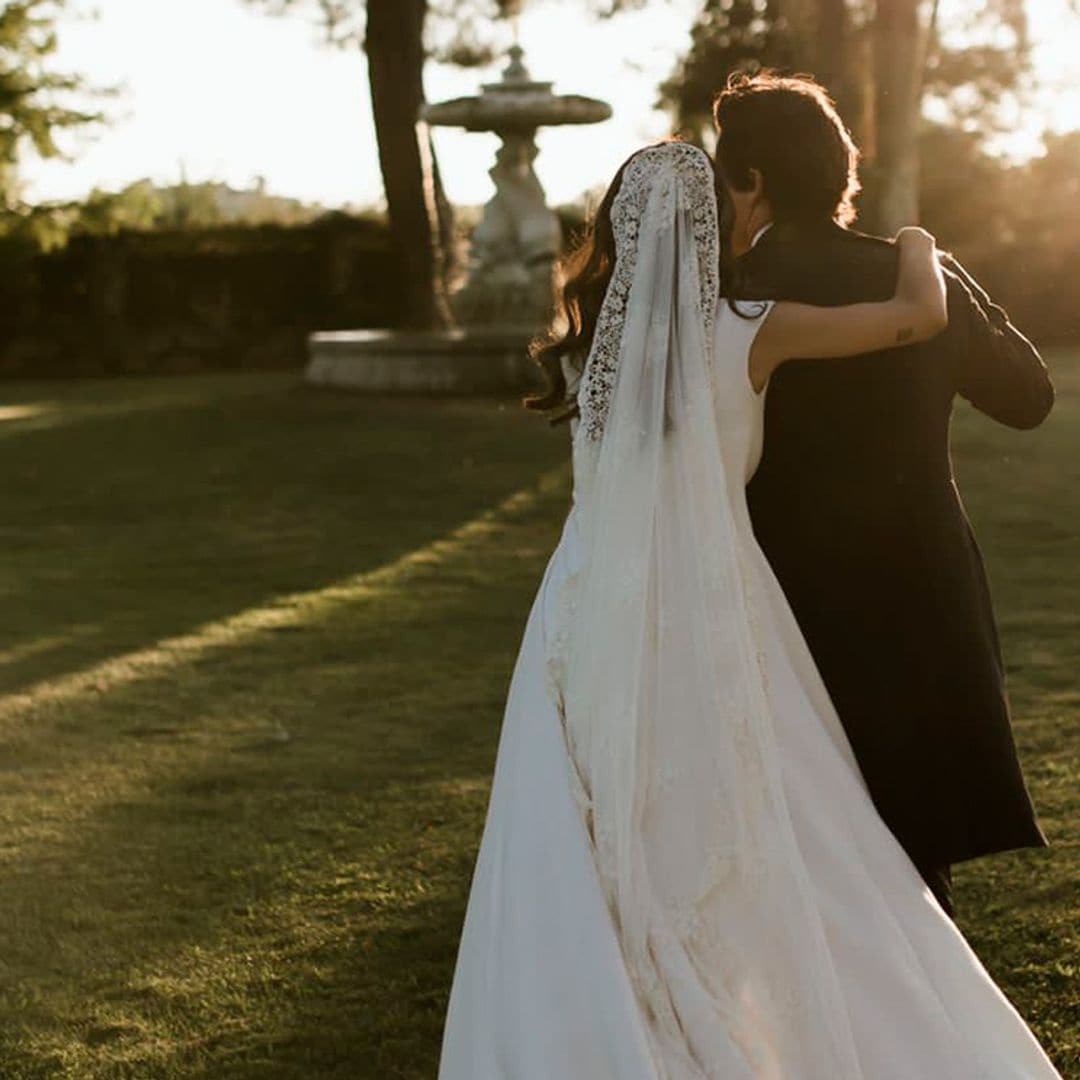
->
xmin=942 ymin=253 xmax=1054 ymax=430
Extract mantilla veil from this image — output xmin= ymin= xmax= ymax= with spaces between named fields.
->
xmin=555 ymin=141 xmax=862 ymax=1077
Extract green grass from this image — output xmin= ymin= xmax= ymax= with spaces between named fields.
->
xmin=0 ymin=364 xmax=1075 ymax=1078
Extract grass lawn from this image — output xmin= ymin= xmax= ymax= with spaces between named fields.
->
xmin=0 ymin=362 xmax=1076 ymax=1078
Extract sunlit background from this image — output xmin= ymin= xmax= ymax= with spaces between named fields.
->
xmin=23 ymin=0 xmax=1080 ymax=211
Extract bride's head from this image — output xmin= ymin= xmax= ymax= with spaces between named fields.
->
xmin=526 ymin=138 xmax=736 ymax=422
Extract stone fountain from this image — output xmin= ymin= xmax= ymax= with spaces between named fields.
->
xmin=305 ymin=43 xmax=612 ymax=394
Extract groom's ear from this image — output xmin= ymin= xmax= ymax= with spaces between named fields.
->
xmin=748 ymin=168 xmax=766 ymax=198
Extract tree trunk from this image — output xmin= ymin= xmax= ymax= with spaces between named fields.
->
xmin=866 ymin=0 xmax=924 ymax=232
xmin=811 ymin=0 xmax=863 ymax=138
xmin=419 ymin=119 xmax=459 ymax=313
xmin=781 ymin=0 xmax=819 ymax=63
xmin=365 ymin=0 xmax=451 ymax=329
xmin=782 ymin=0 xmax=868 ymax=150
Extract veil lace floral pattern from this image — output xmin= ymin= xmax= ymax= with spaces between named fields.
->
xmin=548 ymin=140 xmax=720 ymax=773
xmin=577 ymin=142 xmax=720 ymax=442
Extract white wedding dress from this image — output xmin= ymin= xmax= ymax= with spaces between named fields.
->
xmin=438 ymin=144 xmax=1060 ymax=1080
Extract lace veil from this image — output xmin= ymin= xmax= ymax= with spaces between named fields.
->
xmin=558 ymin=142 xmax=864 ymax=1077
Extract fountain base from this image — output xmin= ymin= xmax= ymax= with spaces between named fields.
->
xmin=305 ymin=327 xmax=538 ymax=394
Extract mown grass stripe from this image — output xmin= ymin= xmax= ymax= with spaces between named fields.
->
xmin=0 ymin=466 xmax=566 ymax=730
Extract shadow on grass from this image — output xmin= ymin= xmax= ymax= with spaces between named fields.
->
xmin=0 ymin=372 xmax=565 ymax=698
xmin=0 ymin=464 xmax=568 ymax=1079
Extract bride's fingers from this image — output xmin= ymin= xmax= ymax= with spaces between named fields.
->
xmin=895 ymin=225 xmax=937 ymax=248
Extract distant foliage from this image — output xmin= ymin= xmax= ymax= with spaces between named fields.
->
xmin=70 ymin=179 xmax=339 ymax=236
xmin=922 ymin=127 xmax=1080 ymax=348
xmin=659 ymin=0 xmax=795 ymax=138
xmin=923 ymin=0 xmax=1031 ymax=131
xmin=0 ymin=215 xmax=408 ymax=377
xmin=660 ymin=0 xmax=1032 ymax=145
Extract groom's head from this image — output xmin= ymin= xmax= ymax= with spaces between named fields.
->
xmin=713 ymin=72 xmax=861 ymax=255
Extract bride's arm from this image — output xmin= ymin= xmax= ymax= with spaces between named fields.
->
xmin=748 ymin=226 xmax=948 ymax=392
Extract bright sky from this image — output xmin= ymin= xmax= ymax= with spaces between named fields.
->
xmin=21 ymin=0 xmax=1080 ymax=211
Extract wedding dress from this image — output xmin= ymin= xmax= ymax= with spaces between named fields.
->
xmin=438 ymin=142 xmax=1060 ymax=1080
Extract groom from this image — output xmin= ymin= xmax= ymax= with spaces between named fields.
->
xmin=714 ymin=72 xmax=1054 ymax=915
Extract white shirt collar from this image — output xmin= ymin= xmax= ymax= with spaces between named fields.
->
xmin=750 ymin=221 xmax=774 ymax=249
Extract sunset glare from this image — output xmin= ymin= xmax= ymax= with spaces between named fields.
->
xmin=21 ymin=0 xmax=1080 ymax=211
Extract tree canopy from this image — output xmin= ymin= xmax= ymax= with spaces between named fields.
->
xmin=661 ymin=0 xmax=1032 ymax=140
xmin=657 ymin=0 xmax=1038 ymax=230
xmin=0 ymin=1 xmax=103 ymax=212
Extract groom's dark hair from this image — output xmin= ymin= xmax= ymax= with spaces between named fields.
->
xmin=713 ymin=72 xmax=861 ymax=226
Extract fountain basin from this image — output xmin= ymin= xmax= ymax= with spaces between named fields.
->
xmin=423 ymin=88 xmax=611 ymax=133
xmin=305 ymin=328 xmax=538 ymax=394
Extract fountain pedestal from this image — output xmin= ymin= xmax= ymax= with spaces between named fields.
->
xmin=304 ymin=44 xmax=610 ymax=394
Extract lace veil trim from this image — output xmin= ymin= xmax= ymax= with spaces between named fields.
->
xmin=577 ymin=142 xmax=719 ymax=441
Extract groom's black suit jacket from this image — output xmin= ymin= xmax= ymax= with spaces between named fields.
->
xmin=739 ymin=220 xmax=1053 ymax=869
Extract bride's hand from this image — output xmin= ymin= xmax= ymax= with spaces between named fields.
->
xmin=894 ymin=226 xmax=948 ymax=342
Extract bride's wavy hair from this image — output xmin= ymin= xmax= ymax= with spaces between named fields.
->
xmin=525 ymin=139 xmax=743 ymax=424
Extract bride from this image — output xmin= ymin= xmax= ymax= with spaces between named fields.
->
xmin=438 ymin=140 xmax=1060 ymax=1079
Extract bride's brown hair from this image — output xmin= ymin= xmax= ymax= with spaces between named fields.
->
xmin=523 ymin=150 xmax=637 ymax=423
xmin=525 ymin=139 xmax=740 ymax=424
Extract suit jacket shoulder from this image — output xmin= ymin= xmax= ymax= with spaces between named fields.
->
xmin=738 ymin=223 xmax=898 ymax=305
xmin=738 ymin=223 xmax=1054 ymax=429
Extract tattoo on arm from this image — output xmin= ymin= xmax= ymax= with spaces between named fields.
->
xmin=896 ymin=326 xmax=915 ymax=344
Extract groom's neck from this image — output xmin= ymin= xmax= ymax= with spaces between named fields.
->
xmin=769 ymin=218 xmax=847 ymax=242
